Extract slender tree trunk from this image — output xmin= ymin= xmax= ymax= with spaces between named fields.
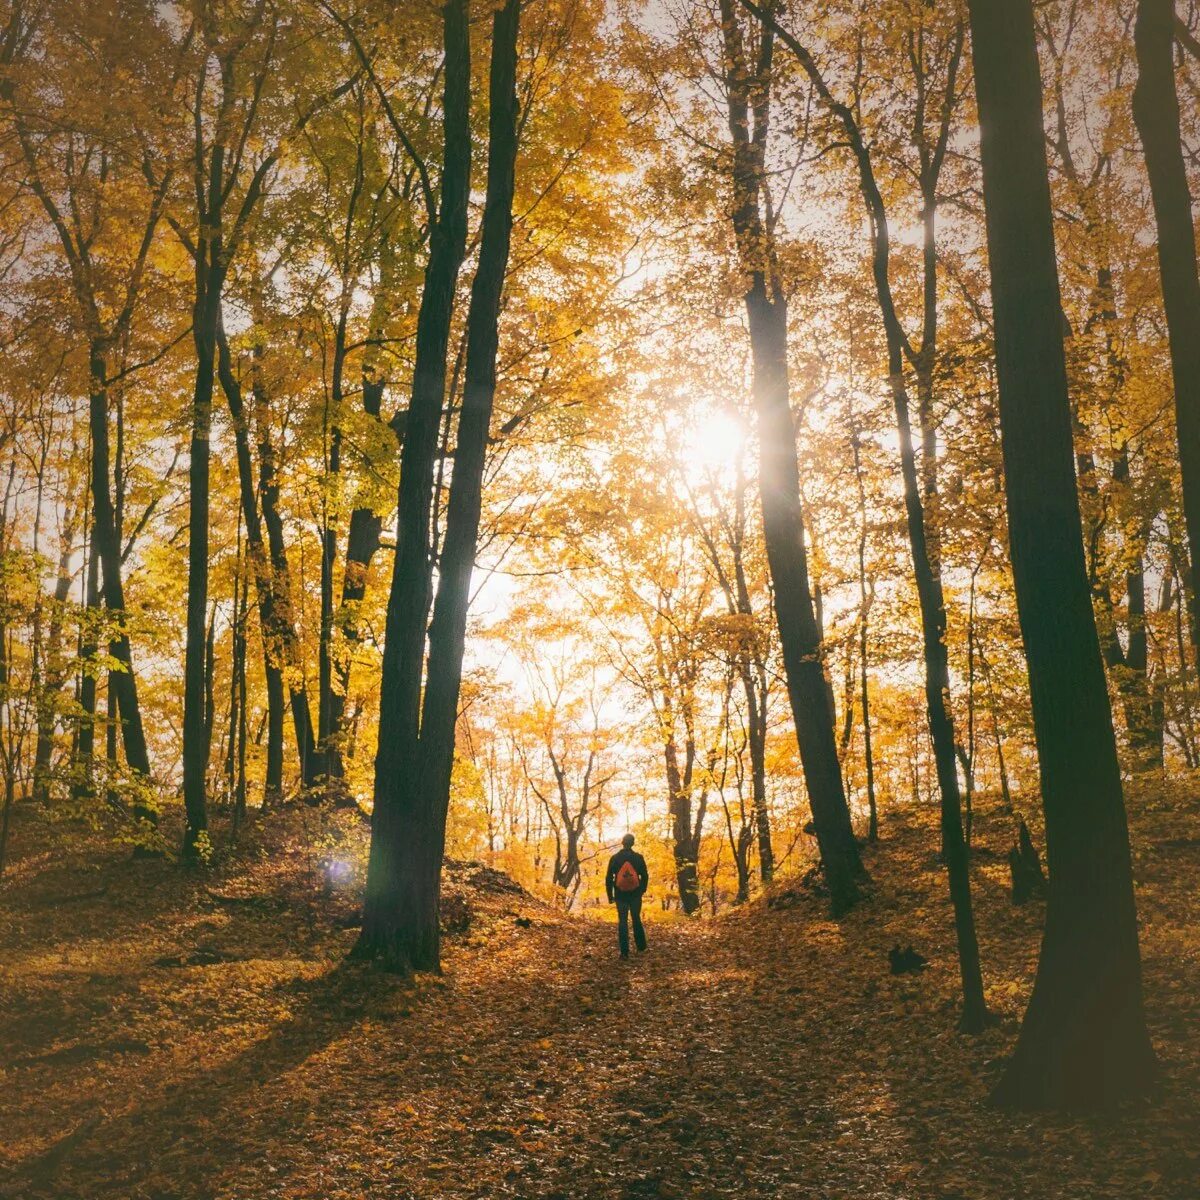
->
xmin=852 ymin=428 xmax=878 ymax=842
xmin=87 ymin=346 xmax=153 ymax=811
xmin=105 ymin=675 xmax=118 ymax=808
xmin=885 ymin=357 xmax=989 ymax=1030
xmin=1133 ymin=0 xmax=1200 ymax=666
xmin=355 ymin=0 xmax=473 ymax=971
xmin=225 ymin=519 xmax=242 ymax=805
xmin=318 ymin=297 xmax=351 ymax=786
xmin=215 ymin=325 xmax=287 ymax=804
xmin=742 ymin=0 xmax=985 ymax=1026
xmin=969 ymin=0 xmax=1158 ymax=1108
xmin=745 ymin=664 xmax=773 ymax=880
xmin=860 ymin=609 xmax=877 ymax=843
xmin=183 ymin=251 xmax=221 ymax=860
xmin=256 ymin=385 xmax=318 ymax=791
xmin=719 ymin=2 xmax=864 ymax=912
xmin=33 ymin=527 xmax=78 ymax=802
xmin=330 ymin=249 xmax=397 ymax=766
xmin=1121 ymin=525 xmax=1162 ymax=769
xmin=73 ymin=525 xmax=100 ymax=802
xmin=664 ymin=735 xmax=703 ymax=915
xmin=230 ymin=523 xmax=250 ymax=828
xmin=980 ymin=647 xmax=1012 ymax=814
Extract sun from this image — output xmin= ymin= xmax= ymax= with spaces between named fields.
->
xmin=682 ymin=409 xmax=748 ymax=481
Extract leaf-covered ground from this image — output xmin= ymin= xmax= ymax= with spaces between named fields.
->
xmin=2 ymin=791 xmax=1198 ymax=1200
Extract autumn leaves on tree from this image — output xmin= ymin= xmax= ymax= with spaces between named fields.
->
xmin=3 ymin=0 xmax=1199 ymax=1119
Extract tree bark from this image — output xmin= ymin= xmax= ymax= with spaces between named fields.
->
xmin=355 ymin=0 xmax=473 ymax=972
xmin=216 ymin=324 xmax=288 ymax=805
xmin=255 ymin=376 xmax=318 ymax=792
xmin=851 ymin=428 xmax=878 ymax=843
xmin=329 ymin=261 xmax=396 ymax=780
xmin=968 ymin=0 xmax=1159 ymax=1108
xmin=87 ymin=346 xmax=153 ymax=809
xmin=719 ymin=0 xmax=863 ymax=913
xmin=738 ymin=0 xmax=987 ymax=1026
xmin=1133 ymin=0 xmax=1200 ymax=666
xmin=33 ymin=516 xmax=78 ymax=802
xmin=182 ymin=230 xmax=222 ymax=861
xmin=72 ymin=524 xmax=100 ymax=802
xmin=404 ymin=0 xmax=522 ymax=963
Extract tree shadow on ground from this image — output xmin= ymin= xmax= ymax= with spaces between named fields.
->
xmin=5 ymin=958 xmax=409 ymax=1199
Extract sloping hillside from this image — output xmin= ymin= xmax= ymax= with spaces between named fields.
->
xmin=1 ymin=795 xmax=1197 ymax=1199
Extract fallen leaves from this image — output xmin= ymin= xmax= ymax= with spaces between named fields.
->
xmin=0 ymin=795 xmax=1197 ymax=1198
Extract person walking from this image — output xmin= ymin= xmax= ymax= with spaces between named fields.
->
xmin=606 ymin=833 xmax=649 ymax=958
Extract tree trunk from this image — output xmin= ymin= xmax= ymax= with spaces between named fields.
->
xmin=968 ymin=0 xmax=1159 ymax=1108
xmin=87 ymin=346 xmax=153 ymax=813
xmin=215 ymin=325 xmax=287 ymax=805
xmin=719 ymin=1 xmax=863 ymax=912
xmin=329 ymin=272 xmax=394 ymax=779
xmin=664 ymin=734 xmax=703 ymax=915
xmin=404 ymin=0 xmax=522 ymax=960
xmin=72 ymin=527 xmax=100 ymax=802
xmin=33 ymin=526 xmax=78 ymax=802
xmin=105 ymin=675 xmax=118 ymax=809
xmin=1133 ymin=0 xmax=1200 ymax=666
xmin=745 ymin=664 xmax=773 ymax=880
xmin=741 ymin=0 xmax=985 ymax=1027
xmin=884 ymin=336 xmax=990 ymax=1032
xmin=256 ymin=382 xmax=318 ymax=792
xmin=355 ymin=0 xmax=473 ymax=972
xmin=852 ymin=428 xmax=878 ymax=843
xmin=183 ymin=251 xmax=221 ymax=860
xmin=318 ymin=296 xmax=351 ymax=786
xmin=225 ymin=522 xmax=242 ymax=805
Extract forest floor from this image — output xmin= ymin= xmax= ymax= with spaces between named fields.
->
xmin=1 ymin=787 xmax=1199 ymax=1200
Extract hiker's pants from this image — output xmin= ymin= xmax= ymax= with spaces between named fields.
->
xmin=616 ymin=894 xmax=647 ymax=956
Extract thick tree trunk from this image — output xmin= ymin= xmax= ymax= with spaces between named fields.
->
xmin=968 ymin=0 xmax=1158 ymax=1108
xmin=403 ymin=0 xmax=522 ymax=961
xmin=355 ymin=0 xmax=473 ymax=972
xmin=1133 ymin=0 xmax=1200 ymax=666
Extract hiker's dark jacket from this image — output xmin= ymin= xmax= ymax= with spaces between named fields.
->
xmin=606 ymin=849 xmax=649 ymax=902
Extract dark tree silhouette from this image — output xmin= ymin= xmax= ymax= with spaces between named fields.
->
xmin=1133 ymin=0 xmax=1200 ymax=664
xmin=967 ymin=0 xmax=1159 ymax=1109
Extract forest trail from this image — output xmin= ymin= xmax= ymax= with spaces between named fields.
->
xmin=2 ymin=802 xmax=1198 ymax=1200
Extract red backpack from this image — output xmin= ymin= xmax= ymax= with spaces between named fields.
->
xmin=615 ymin=860 xmax=641 ymax=892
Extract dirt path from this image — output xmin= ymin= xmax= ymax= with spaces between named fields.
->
xmin=3 ymin=806 xmax=1198 ymax=1199
xmin=16 ymin=911 xmax=915 ymax=1200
